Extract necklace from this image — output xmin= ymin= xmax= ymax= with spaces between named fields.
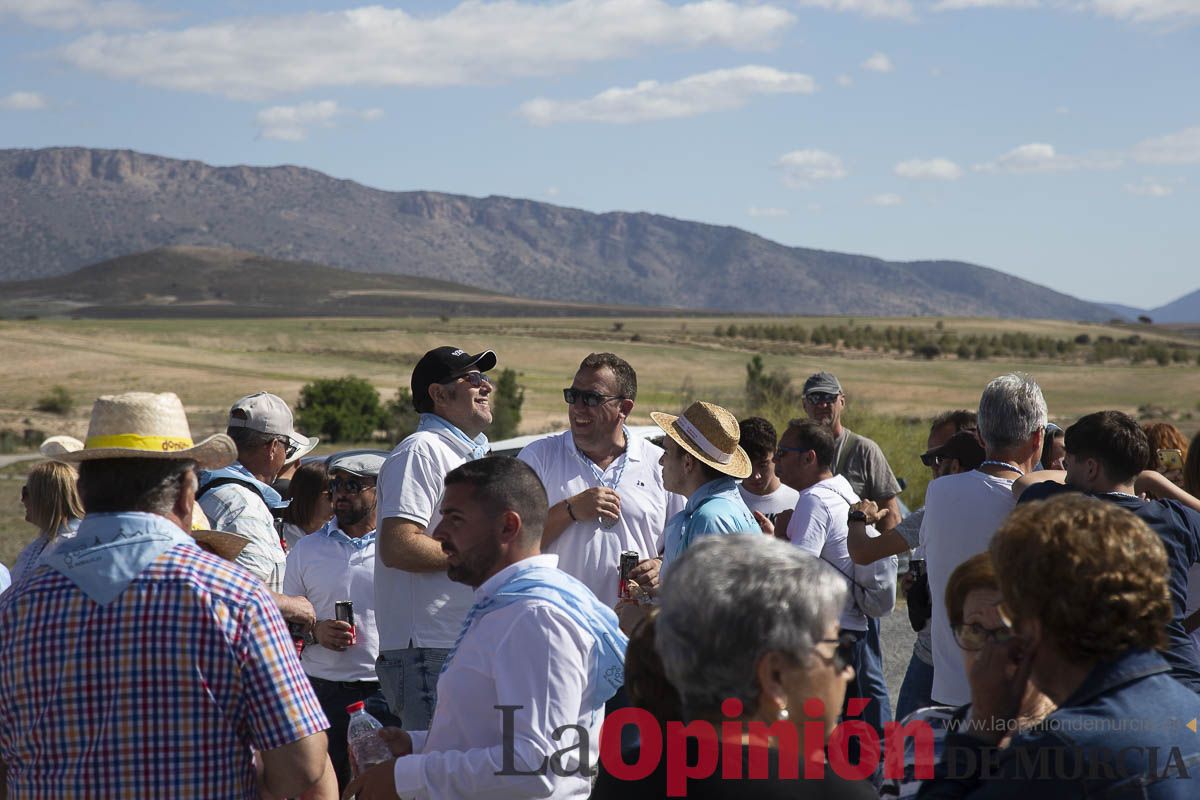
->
xmin=573 ymin=425 xmax=630 ymax=529
xmin=980 ymin=460 xmax=1025 ymax=476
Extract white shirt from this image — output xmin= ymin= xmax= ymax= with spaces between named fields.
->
xmin=198 ymin=482 xmax=286 ymax=592
xmin=921 ymin=469 xmax=1015 ymax=706
xmin=517 ymin=431 xmax=683 ymax=604
xmin=738 ymin=482 xmax=800 ymax=520
xmin=374 ymin=429 xmax=475 ymax=650
xmin=283 ymin=520 xmax=380 ymax=682
xmin=393 ymin=554 xmax=601 ymax=800
xmin=788 ymin=474 xmax=868 ymax=632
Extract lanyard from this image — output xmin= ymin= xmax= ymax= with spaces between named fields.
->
xmin=573 ymin=425 xmax=630 ymax=491
xmin=980 ymin=460 xmax=1025 ymax=476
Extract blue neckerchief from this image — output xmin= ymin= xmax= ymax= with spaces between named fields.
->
xmin=418 ymin=413 xmax=489 ymax=460
xmin=321 ymin=519 xmax=376 ymax=551
xmin=198 ymin=462 xmax=288 ymax=509
xmin=441 ymin=562 xmax=627 ymax=713
xmin=572 ymin=425 xmax=630 ymax=490
xmin=39 ymin=512 xmax=195 ymax=606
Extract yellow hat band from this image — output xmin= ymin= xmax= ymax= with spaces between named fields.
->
xmin=84 ymin=434 xmax=196 ymax=453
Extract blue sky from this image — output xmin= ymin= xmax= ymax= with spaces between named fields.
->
xmin=2 ymin=0 xmax=1197 ymax=309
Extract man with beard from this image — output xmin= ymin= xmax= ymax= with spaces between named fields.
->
xmin=283 ymin=449 xmax=402 ymax=792
xmin=344 ymin=457 xmax=627 ymax=800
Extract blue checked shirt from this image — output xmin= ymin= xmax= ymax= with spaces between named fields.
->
xmin=0 ymin=541 xmax=329 ymax=798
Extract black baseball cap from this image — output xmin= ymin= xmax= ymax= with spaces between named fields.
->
xmin=411 ymin=346 xmax=498 ymax=413
xmin=920 ymin=430 xmax=985 ymax=470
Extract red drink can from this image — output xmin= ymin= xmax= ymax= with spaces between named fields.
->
xmin=618 ymin=550 xmax=640 ymax=600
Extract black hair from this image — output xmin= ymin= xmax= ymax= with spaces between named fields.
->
xmin=578 ymin=353 xmax=638 ymax=401
xmin=784 ymin=419 xmax=837 ymax=470
xmin=443 ymin=457 xmax=548 ymax=545
xmin=1064 ymin=411 xmax=1151 ymax=484
xmin=738 ymin=417 xmax=778 ymax=462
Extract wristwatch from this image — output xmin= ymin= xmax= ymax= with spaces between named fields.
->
xmin=847 ymin=509 xmax=868 ymax=524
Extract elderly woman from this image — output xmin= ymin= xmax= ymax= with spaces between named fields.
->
xmin=921 ymin=494 xmax=1200 ymax=799
xmin=594 ymin=536 xmax=875 ymax=799
xmin=12 ymin=461 xmax=84 ymax=585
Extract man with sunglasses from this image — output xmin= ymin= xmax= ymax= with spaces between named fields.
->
xmin=284 ymin=450 xmax=401 ymax=792
xmin=374 ymin=346 xmax=497 ymax=730
xmin=517 ymin=352 xmax=681 ymax=604
xmin=198 ymin=391 xmax=318 ymax=628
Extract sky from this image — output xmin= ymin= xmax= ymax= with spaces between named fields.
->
xmin=1 ymin=0 xmax=1198 ymax=310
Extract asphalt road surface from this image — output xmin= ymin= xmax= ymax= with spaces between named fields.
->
xmin=881 ymin=603 xmax=919 ymax=712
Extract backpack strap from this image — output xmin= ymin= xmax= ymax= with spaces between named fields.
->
xmin=197 ymin=477 xmax=287 ymax=521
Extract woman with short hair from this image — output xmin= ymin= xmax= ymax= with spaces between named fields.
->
xmin=11 ymin=460 xmax=84 ymax=585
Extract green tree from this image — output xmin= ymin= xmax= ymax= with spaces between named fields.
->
xmin=296 ymin=376 xmax=385 ymax=443
xmin=744 ymin=355 xmax=796 ymax=414
xmin=35 ymin=386 xmax=73 ymax=415
xmin=384 ymin=387 xmax=421 ymax=443
xmin=490 ymin=368 xmax=526 ymax=440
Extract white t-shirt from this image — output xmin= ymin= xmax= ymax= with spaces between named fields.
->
xmin=921 ymin=469 xmax=1016 ymax=706
xmin=738 ymin=482 xmax=800 ymax=521
xmin=788 ymin=474 xmax=868 ymax=632
xmin=517 ymin=431 xmax=683 ymax=605
xmin=374 ymin=429 xmax=476 ymax=650
xmin=283 ymin=521 xmax=380 ymax=682
xmin=393 ymin=554 xmax=600 ymax=800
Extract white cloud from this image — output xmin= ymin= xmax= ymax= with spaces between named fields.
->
xmin=836 ymin=74 xmax=854 ymax=87
xmin=59 ymin=0 xmax=795 ymax=100
xmin=1123 ymin=178 xmax=1176 ymax=197
xmin=894 ymin=157 xmax=963 ymax=180
xmin=0 ymin=0 xmax=167 ymax=29
xmin=778 ymin=149 xmax=847 ymax=188
xmin=1132 ymin=126 xmax=1200 ymax=165
xmin=255 ymin=100 xmax=382 ymax=141
xmin=1084 ymin=0 xmax=1200 ymax=23
xmin=861 ymin=52 xmax=894 ymax=73
xmin=748 ymin=206 xmax=789 ymax=217
xmin=932 ymin=0 xmax=1039 ymax=10
xmin=0 ymin=91 xmax=48 ymax=110
xmin=973 ymin=142 xmax=1123 ymax=173
xmin=545 ymin=186 xmax=561 ymax=197
xmin=794 ymin=0 xmax=915 ymax=19
xmin=518 ymin=65 xmax=814 ymax=126
xmin=868 ymin=193 xmax=903 ymax=206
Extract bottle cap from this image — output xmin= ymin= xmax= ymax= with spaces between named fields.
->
xmin=345 ymin=701 xmax=366 ymax=714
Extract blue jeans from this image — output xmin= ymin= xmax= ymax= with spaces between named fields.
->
xmin=376 ymin=647 xmax=448 ymax=731
xmin=895 ymin=649 xmax=934 ymax=721
xmin=841 ymin=625 xmax=893 ymax=784
xmin=307 ymin=676 xmax=401 ymax=792
xmin=862 ymin=617 xmax=893 ymax=726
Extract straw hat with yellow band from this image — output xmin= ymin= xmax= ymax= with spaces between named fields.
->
xmin=650 ymin=401 xmax=752 ymax=480
xmin=40 ymin=391 xmax=236 ymax=470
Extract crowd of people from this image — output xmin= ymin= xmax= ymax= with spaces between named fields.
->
xmin=2 ymin=346 xmax=1200 ymax=799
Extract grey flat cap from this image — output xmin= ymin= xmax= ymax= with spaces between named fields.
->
xmin=326 ymin=449 xmax=389 ymax=477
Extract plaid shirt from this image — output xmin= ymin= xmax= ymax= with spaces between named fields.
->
xmin=0 ymin=542 xmax=328 ymax=798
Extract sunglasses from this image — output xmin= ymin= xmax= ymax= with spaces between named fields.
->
xmin=919 ymin=451 xmax=946 ymax=468
xmin=805 ymin=392 xmax=840 ymax=406
xmin=443 ymin=371 xmax=492 ymax=388
xmin=816 ymin=632 xmax=857 ymax=672
xmin=774 ymin=446 xmax=809 ymax=459
xmin=328 ymin=477 xmax=375 ymax=495
xmin=952 ymin=621 xmax=1016 ymax=652
xmin=562 ymin=388 xmax=624 ymax=408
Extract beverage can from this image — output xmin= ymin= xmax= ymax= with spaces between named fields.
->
xmin=335 ymin=600 xmax=356 ymax=644
xmin=618 ymin=550 xmax=640 ymax=600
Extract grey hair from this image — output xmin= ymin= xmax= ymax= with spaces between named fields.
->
xmin=78 ymin=458 xmax=197 ymax=515
xmin=977 ymin=373 xmax=1048 ymax=451
xmin=655 ymin=536 xmax=847 ymax=718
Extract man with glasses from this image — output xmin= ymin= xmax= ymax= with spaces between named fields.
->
xmin=198 ymin=391 xmax=317 ymax=627
xmin=374 ymin=346 xmax=496 ymax=730
xmin=517 ymin=352 xmax=681 ymax=603
xmin=284 ymin=449 xmax=401 ymax=792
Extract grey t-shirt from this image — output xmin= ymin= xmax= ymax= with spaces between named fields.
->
xmin=833 ymin=427 xmax=902 ymax=503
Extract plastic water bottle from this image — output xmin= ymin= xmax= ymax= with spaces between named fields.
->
xmin=346 ymin=701 xmax=392 ymax=776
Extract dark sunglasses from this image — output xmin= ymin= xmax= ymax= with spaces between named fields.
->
xmin=563 ymin=388 xmax=624 ymax=408
xmin=919 ymin=451 xmax=945 ymax=468
xmin=817 ymin=632 xmax=857 ymax=671
xmin=328 ymin=477 xmax=375 ymax=495
xmin=443 ymin=371 xmax=492 ymax=388
xmin=805 ymin=392 xmax=840 ymax=406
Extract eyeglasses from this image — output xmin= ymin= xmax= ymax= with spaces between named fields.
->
xmin=268 ymin=436 xmax=297 ymax=459
xmin=328 ymin=477 xmax=375 ymax=495
xmin=919 ymin=451 xmax=945 ymax=468
xmin=563 ymin=388 xmax=624 ymax=408
xmin=774 ymin=446 xmax=809 ymax=459
xmin=952 ymin=621 xmax=1016 ymax=651
xmin=805 ymin=392 xmax=840 ymax=406
xmin=816 ymin=632 xmax=857 ymax=671
xmin=442 ymin=371 xmax=492 ymax=388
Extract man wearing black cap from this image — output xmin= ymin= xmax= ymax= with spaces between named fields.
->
xmin=373 ymin=346 xmax=497 ymax=731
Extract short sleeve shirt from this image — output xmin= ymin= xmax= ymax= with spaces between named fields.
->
xmin=374 ymin=429 xmax=476 ymax=650
xmin=738 ymin=482 xmax=800 ymax=522
xmin=835 ymin=427 xmax=902 ymax=503
xmin=517 ymin=431 xmax=683 ymax=604
xmin=198 ymin=482 xmax=286 ymax=592
xmin=789 ymin=474 xmax=868 ymax=632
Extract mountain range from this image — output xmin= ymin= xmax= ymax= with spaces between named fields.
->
xmin=1103 ymin=291 xmax=1200 ymax=324
xmin=0 ymin=146 xmax=1176 ymax=321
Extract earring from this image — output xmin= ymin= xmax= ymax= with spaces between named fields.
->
xmin=778 ymin=707 xmax=790 ymax=721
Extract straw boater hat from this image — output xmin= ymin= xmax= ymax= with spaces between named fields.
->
xmin=190 ymin=529 xmax=251 ymax=561
xmin=39 ymin=391 xmax=236 ymax=469
xmin=650 ymin=401 xmax=752 ymax=480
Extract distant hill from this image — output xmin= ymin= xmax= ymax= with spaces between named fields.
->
xmin=1101 ymin=290 xmax=1200 ymax=324
xmin=0 ymin=146 xmax=1119 ymax=320
xmin=0 ymin=246 xmax=676 ymax=318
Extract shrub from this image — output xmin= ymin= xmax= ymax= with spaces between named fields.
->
xmin=490 ymin=368 xmax=525 ymax=440
xmin=384 ymin=388 xmax=421 ymax=443
xmin=35 ymin=386 xmax=73 ymax=415
xmin=296 ymin=376 xmax=385 ymax=443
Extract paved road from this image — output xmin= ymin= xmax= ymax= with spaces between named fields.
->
xmin=0 ymin=454 xmax=40 ymax=469
xmin=881 ymin=602 xmax=918 ymax=712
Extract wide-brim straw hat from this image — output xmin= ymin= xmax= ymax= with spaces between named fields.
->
xmin=40 ymin=392 xmax=236 ymax=470
xmin=650 ymin=401 xmax=752 ymax=479
xmin=190 ymin=529 xmax=251 ymax=562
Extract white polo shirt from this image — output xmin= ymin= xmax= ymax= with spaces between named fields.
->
xmin=374 ymin=429 xmax=475 ymax=651
xmin=788 ymin=474 xmax=868 ymax=632
xmin=283 ymin=520 xmax=379 ymax=683
xmin=517 ymin=431 xmax=683 ymax=605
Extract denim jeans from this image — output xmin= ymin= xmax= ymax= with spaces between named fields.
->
xmin=376 ymin=647 xmax=448 ymax=731
xmin=895 ymin=649 xmax=935 ymax=721
xmin=841 ymin=626 xmax=893 ymax=784
xmin=307 ymin=676 xmax=401 ymax=792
